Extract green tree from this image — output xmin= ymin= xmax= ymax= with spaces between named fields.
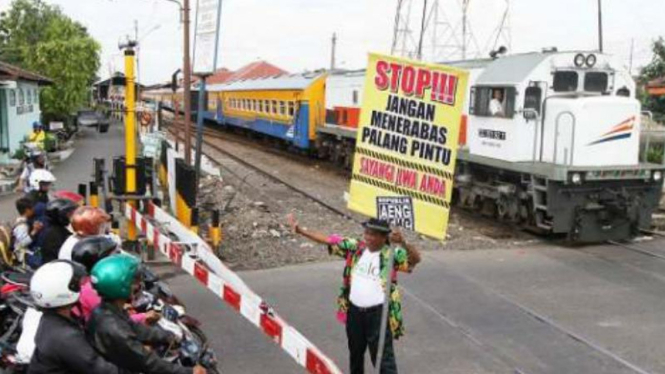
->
xmin=639 ymin=37 xmax=665 ymax=123
xmin=0 ymin=0 xmax=100 ymax=121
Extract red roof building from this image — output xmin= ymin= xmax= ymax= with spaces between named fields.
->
xmin=203 ymin=61 xmax=288 ymax=86
xmin=646 ymin=77 xmax=665 ymax=97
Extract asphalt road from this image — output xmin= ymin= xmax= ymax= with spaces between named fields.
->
xmin=10 ymin=123 xmax=665 ymax=374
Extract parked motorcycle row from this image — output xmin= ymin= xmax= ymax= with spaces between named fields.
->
xmin=0 ymin=261 xmax=220 ymax=373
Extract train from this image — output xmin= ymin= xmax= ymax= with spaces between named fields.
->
xmin=143 ymin=50 xmax=665 ymax=242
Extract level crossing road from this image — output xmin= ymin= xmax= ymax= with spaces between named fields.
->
xmin=5 ymin=124 xmax=665 ymax=374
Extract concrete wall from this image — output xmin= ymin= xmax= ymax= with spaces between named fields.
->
xmin=1 ymin=80 xmax=41 ymax=158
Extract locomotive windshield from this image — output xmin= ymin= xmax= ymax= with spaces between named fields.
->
xmin=553 ymin=71 xmax=578 ymax=92
xmin=584 ymin=72 xmax=609 ymax=92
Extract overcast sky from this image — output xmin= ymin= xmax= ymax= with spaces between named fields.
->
xmin=1 ymin=0 xmax=662 ymax=84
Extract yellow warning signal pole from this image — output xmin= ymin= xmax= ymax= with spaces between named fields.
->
xmin=123 ymin=42 xmax=138 ymax=241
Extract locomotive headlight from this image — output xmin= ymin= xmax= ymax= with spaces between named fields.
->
xmin=585 ymin=54 xmax=597 ymax=68
xmin=654 ymin=171 xmax=663 ymax=182
xmin=574 ymin=53 xmax=586 ymax=67
xmin=571 ymin=173 xmax=582 ymax=185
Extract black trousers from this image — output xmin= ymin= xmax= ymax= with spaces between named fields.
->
xmin=346 ymin=303 xmax=398 ymax=374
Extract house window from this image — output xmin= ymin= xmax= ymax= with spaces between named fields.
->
xmin=279 ymin=101 xmax=286 ymax=116
xmin=272 ymin=100 xmax=278 ymax=114
xmin=34 ymin=89 xmax=39 ymax=103
xmin=27 ymin=89 xmax=32 ymax=104
xmin=18 ymin=88 xmax=24 ymax=105
xmin=288 ymin=102 xmax=295 ymax=117
xmin=553 ymin=71 xmax=578 ymax=92
xmin=352 ymin=90 xmax=359 ymax=105
xmin=9 ymin=90 xmax=16 ymax=106
xmin=470 ymin=86 xmax=516 ymax=118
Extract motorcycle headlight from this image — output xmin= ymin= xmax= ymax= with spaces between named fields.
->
xmin=571 ymin=173 xmax=582 ymax=185
xmin=654 ymin=171 xmax=663 ymax=182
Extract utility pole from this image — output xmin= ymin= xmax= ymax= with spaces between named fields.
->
xmin=183 ymin=0 xmax=193 ymax=165
xmin=629 ymin=38 xmax=635 ymax=75
xmin=462 ymin=0 xmax=469 ymax=59
xmin=597 ymin=0 xmax=603 ymax=52
xmin=135 ymin=20 xmax=141 ymax=102
xmin=330 ymin=33 xmax=337 ymax=71
xmin=417 ymin=0 xmax=428 ymax=60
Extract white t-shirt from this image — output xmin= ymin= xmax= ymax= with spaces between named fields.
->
xmin=58 ymin=233 xmax=122 ymax=261
xmin=58 ymin=235 xmax=80 ymax=261
xmin=489 ymin=98 xmax=504 ymax=116
xmin=349 ymin=250 xmax=385 ymax=308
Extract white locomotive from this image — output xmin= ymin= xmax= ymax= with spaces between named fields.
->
xmin=323 ymin=50 xmax=664 ymax=242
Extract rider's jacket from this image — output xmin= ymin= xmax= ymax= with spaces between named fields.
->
xmin=28 ymin=311 xmax=120 ymax=374
xmin=87 ymin=301 xmax=192 ymax=374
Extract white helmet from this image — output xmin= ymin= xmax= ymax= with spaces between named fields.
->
xmin=29 ymin=169 xmax=56 ymax=190
xmin=30 ymin=261 xmax=84 ymax=309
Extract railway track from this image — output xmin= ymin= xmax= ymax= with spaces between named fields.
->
xmin=164 ymin=119 xmax=356 ymax=221
xmin=163 ymin=118 xmax=534 ymax=243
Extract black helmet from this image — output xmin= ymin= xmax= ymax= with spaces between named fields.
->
xmin=71 ymin=236 xmax=119 ymax=273
xmin=45 ymin=198 xmax=78 ymax=226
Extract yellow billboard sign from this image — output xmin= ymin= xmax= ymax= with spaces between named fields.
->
xmin=348 ymin=53 xmax=469 ymax=240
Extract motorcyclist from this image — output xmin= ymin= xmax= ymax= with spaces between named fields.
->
xmin=25 ymin=169 xmax=55 ymax=205
xmin=59 ymin=206 xmax=121 ymax=261
xmin=28 ymin=121 xmax=46 ymax=148
xmin=88 ymin=254 xmax=206 ymax=374
xmin=37 ymin=198 xmax=77 ymax=264
xmin=28 ymin=260 xmax=121 ymax=374
xmin=16 ymin=148 xmax=47 ymax=194
xmin=71 ymin=236 xmax=157 ymax=324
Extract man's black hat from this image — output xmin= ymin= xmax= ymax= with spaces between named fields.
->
xmin=362 ymin=218 xmax=391 ymax=234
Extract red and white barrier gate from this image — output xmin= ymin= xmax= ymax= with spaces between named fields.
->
xmin=125 ymin=202 xmax=342 ymax=374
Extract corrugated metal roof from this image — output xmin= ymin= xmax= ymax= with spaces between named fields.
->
xmin=474 ymin=53 xmax=550 ymax=85
xmin=0 ymin=60 xmax=52 ymax=85
xmin=208 ymin=73 xmax=324 ymax=92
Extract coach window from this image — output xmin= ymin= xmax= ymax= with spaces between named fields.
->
xmin=584 ymin=72 xmax=608 ymax=93
xmin=288 ymin=102 xmax=295 ymax=117
xmin=280 ymin=101 xmax=286 ymax=116
xmin=272 ymin=100 xmax=278 ymax=114
xmin=524 ymin=86 xmax=542 ymax=115
xmin=471 ymin=86 xmax=515 ymax=118
xmin=553 ymin=71 xmax=578 ymax=92
xmin=258 ymin=100 xmax=264 ymax=113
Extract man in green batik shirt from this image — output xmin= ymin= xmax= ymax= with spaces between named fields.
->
xmin=288 ymin=215 xmax=421 ymax=374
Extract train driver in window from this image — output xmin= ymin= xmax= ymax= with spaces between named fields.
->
xmin=489 ymin=88 xmax=505 ymax=117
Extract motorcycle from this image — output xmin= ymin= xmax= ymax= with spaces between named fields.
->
xmin=0 ymin=271 xmax=33 ymax=374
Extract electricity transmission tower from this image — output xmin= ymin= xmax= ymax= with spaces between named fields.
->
xmin=391 ymin=0 xmax=512 ymax=62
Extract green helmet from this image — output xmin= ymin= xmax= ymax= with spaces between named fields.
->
xmin=91 ymin=253 xmax=140 ymax=300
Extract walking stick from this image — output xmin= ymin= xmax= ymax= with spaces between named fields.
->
xmin=374 ymin=245 xmax=395 ymax=374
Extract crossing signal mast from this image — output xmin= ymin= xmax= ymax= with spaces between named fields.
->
xmin=391 ymin=0 xmax=512 ymax=62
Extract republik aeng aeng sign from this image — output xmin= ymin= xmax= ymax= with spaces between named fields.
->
xmin=348 ymin=53 xmax=469 ymax=240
